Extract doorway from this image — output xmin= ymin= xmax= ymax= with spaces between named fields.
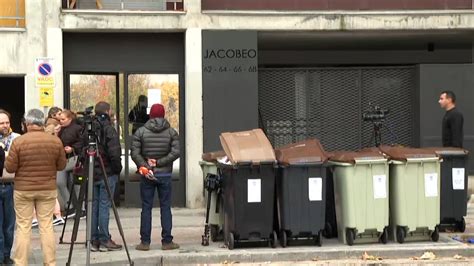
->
xmin=0 ymin=77 xmax=25 ymax=133
xmin=63 ymin=32 xmax=186 ymax=207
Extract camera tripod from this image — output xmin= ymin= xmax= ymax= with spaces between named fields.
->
xmin=367 ymin=120 xmax=398 ymax=147
xmin=59 ymin=175 xmax=84 ymax=245
xmin=65 ymin=132 xmax=133 ymax=266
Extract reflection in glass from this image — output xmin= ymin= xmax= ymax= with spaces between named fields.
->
xmin=127 ymin=74 xmax=179 ymax=133
xmin=127 ymin=74 xmax=180 ymax=182
xmin=69 ymin=75 xmax=117 ymax=114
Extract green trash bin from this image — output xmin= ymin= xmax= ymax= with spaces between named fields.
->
xmin=380 ymin=146 xmax=441 ymax=243
xmin=329 ymin=150 xmax=390 ymax=246
xmin=200 ymin=150 xmax=226 ymax=242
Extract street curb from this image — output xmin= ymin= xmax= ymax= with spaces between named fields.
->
xmin=90 ymin=244 xmax=474 ymax=265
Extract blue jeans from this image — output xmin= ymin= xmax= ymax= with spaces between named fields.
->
xmin=140 ymin=173 xmax=173 ymax=244
xmin=0 ymin=184 xmax=14 ymax=260
xmin=92 ymin=175 xmax=117 ymax=242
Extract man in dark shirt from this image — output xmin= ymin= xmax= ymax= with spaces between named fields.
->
xmin=439 ymin=90 xmax=463 ymax=147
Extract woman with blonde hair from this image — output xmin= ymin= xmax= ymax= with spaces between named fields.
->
xmin=57 ymin=110 xmax=84 ymax=217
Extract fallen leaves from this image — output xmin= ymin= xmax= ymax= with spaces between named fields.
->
xmin=453 ymin=254 xmax=466 ymax=260
xmin=222 ymin=261 xmax=240 ymax=265
xmin=361 ymin=252 xmax=383 ymax=261
xmin=412 ymin=251 xmax=437 ymax=261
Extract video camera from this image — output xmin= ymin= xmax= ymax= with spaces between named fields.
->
xmin=76 ymin=106 xmax=100 ymax=136
xmin=362 ymin=104 xmax=389 ymax=122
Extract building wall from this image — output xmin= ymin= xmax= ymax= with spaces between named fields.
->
xmin=1 ymin=0 xmax=474 ymax=208
xmin=0 ymin=0 xmax=63 ymax=111
xmin=202 ymin=0 xmax=473 ymax=11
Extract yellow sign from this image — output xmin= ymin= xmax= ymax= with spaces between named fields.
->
xmin=36 ymin=76 xmax=55 ymax=87
xmin=40 ymin=88 xmax=54 ymax=107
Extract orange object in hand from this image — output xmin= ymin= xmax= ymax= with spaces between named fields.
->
xmin=138 ymin=166 xmax=149 ymax=176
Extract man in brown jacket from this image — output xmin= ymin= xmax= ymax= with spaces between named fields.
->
xmin=5 ymin=109 xmax=66 ymax=266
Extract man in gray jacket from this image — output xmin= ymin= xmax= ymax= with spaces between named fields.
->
xmin=131 ymin=103 xmax=180 ymax=251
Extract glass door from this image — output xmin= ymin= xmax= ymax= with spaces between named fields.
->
xmin=124 ymin=74 xmax=183 ymax=206
xmin=68 ymin=73 xmax=122 ymax=203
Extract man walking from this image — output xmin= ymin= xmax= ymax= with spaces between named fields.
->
xmin=439 ymin=91 xmax=464 ymax=147
xmin=90 ymin=102 xmax=123 ymax=252
xmin=0 ymin=109 xmax=20 ymax=265
xmin=131 ymin=103 xmax=180 ymax=251
xmin=5 ymin=109 xmax=66 ymax=266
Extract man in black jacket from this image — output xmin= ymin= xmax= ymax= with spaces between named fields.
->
xmin=128 ymin=95 xmax=149 ymax=135
xmin=131 ymin=103 xmax=180 ymax=251
xmin=90 ymin=102 xmax=123 ymax=252
xmin=439 ymin=91 xmax=464 ymax=147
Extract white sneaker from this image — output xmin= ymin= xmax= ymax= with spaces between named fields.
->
xmin=32 ymin=219 xmax=38 ymax=227
xmin=53 ymin=217 xmax=65 ymax=226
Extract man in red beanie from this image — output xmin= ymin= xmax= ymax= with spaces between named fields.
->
xmin=131 ymin=103 xmax=180 ymax=251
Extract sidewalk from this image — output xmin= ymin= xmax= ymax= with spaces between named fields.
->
xmin=26 ymin=197 xmax=474 ymax=265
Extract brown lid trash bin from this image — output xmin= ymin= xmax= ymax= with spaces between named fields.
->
xmin=201 ymin=150 xmax=227 ymax=163
xmin=275 ymin=139 xmax=328 ymax=165
xmin=219 ymin=128 xmax=276 ymax=164
xmin=423 ymin=147 xmax=469 ymax=157
xmin=329 ymin=150 xmax=386 ymax=165
xmin=379 ymin=145 xmax=437 ymax=161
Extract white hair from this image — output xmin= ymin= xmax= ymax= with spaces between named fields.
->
xmin=24 ymin=109 xmax=45 ymax=127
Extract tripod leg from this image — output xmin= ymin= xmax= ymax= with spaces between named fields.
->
xmin=382 ymin=123 xmax=399 ymax=145
xmin=98 ymin=156 xmax=134 ymax=265
xmin=60 ymin=181 xmax=77 ymax=244
xmin=66 ymin=180 xmax=87 ymax=266
xmin=202 ymin=188 xmax=212 ymax=246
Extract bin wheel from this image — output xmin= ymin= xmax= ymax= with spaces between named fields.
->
xmin=345 ymin=228 xmax=355 ymax=246
xmin=227 ymin=232 xmax=235 ymax=250
xmin=210 ymin=225 xmax=219 ymax=242
xmin=269 ymin=231 xmax=278 ymax=248
xmin=431 ymin=226 xmax=440 ymax=242
xmin=458 ymin=218 xmax=466 ymax=233
xmin=280 ymin=230 xmax=288 ymax=248
xmin=380 ymin=227 xmax=388 ymax=244
xmin=323 ymin=222 xmax=332 ymax=238
xmin=396 ymin=226 xmax=406 ymax=244
xmin=315 ymin=232 xmax=322 ymax=247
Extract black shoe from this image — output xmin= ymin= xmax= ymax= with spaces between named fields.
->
xmin=3 ymin=256 xmax=14 ymax=265
xmin=90 ymin=240 xmax=100 ymax=252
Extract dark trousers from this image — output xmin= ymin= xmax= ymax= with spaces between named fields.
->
xmin=91 ymin=175 xmax=118 ymax=242
xmin=139 ymin=174 xmax=173 ymax=245
xmin=0 ymin=183 xmax=14 ymax=261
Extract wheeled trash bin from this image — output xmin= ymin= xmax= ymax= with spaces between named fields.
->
xmin=426 ymin=147 xmax=469 ymax=232
xmin=329 ymin=150 xmax=390 ymax=246
xmin=219 ymin=129 xmax=278 ymax=250
xmin=380 ymin=146 xmax=441 ymax=243
xmin=275 ymin=139 xmax=328 ymax=247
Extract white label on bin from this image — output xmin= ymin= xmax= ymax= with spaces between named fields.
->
xmin=247 ymin=179 xmax=261 ymax=203
xmin=452 ymin=168 xmax=465 ymax=190
xmin=308 ymin=177 xmax=322 ymax=201
xmin=424 ymin=173 xmax=438 ymax=197
xmin=373 ymin=175 xmax=387 ymax=199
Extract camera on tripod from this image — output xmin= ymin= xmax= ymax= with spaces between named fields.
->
xmin=362 ymin=104 xmax=389 ymax=122
xmin=77 ymin=106 xmax=98 ymax=135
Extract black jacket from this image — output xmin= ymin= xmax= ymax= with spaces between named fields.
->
xmin=128 ymin=105 xmax=149 ymax=135
xmin=83 ymin=114 xmax=122 ymax=180
xmin=442 ymin=107 xmax=464 ymax=148
xmin=58 ymin=121 xmax=83 ymax=156
xmin=131 ymin=118 xmax=179 ymax=174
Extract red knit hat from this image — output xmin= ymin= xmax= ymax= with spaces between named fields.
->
xmin=149 ymin=103 xmax=165 ymax=119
